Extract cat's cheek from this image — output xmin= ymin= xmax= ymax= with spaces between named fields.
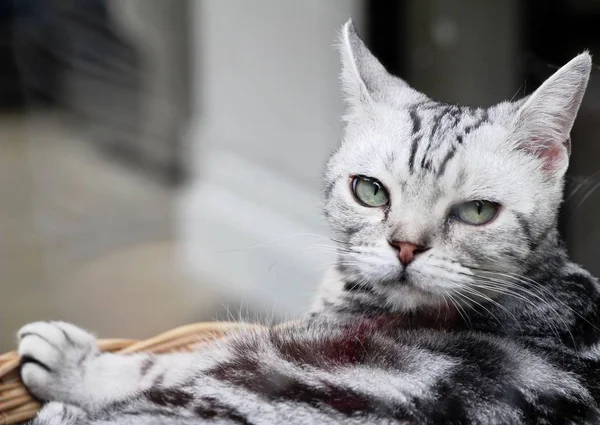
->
xmin=444 ymin=216 xmax=511 ymax=259
xmin=326 ymin=203 xmax=386 ymax=236
xmin=362 ymin=254 xmax=399 ymax=275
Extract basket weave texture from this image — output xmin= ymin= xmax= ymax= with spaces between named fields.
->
xmin=0 ymin=322 xmax=266 ymax=425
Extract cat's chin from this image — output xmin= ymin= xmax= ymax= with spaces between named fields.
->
xmin=376 ymin=282 xmax=444 ymax=312
xmin=370 ymin=268 xmax=465 ymax=313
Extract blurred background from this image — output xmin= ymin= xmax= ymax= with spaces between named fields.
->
xmin=1 ymin=0 xmax=599 ymax=350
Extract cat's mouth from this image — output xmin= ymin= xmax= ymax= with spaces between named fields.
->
xmin=379 ymin=268 xmax=417 ymax=288
xmin=398 ymin=269 xmax=409 ymax=282
xmin=390 ymin=266 xmax=425 ymax=288
xmin=373 ymin=264 xmax=422 ymax=289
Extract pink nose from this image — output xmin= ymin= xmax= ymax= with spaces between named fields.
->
xmin=389 ymin=241 xmax=430 ymax=266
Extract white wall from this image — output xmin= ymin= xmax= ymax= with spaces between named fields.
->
xmin=179 ymin=1 xmax=364 ymax=316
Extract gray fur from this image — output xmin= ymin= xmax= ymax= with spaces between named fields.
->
xmin=19 ymin=20 xmax=600 ymax=424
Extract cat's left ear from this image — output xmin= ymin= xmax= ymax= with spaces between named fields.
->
xmin=510 ymin=52 xmax=591 ymax=177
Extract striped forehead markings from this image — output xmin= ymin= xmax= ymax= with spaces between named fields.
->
xmin=406 ymin=103 xmax=490 ymax=176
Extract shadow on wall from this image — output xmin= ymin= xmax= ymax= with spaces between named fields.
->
xmin=9 ymin=0 xmax=190 ymax=186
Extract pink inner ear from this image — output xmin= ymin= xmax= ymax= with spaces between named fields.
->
xmin=542 ymin=144 xmax=567 ymax=173
xmin=521 ymin=137 xmax=568 ymax=173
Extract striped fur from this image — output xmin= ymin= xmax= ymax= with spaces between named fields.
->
xmin=19 ymin=21 xmax=600 ymax=424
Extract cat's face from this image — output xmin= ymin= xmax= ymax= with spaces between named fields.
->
xmin=323 ymin=21 xmax=591 ymax=312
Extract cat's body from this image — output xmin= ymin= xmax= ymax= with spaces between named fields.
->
xmin=19 ymin=21 xmax=600 ymax=424
xmin=19 ymin=298 xmax=600 ymax=425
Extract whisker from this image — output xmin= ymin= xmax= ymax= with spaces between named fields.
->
xmin=475 ymin=268 xmax=586 ymax=320
xmin=456 ymin=287 xmax=519 ymax=335
xmin=461 ymin=268 xmax=580 ymax=348
xmin=329 ymin=237 xmax=352 ymax=246
xmin=214 ymin=233 xmax=337 ymax=253
xmin=564 ymin=172 xmax=600 ymax=203
xmin=433 ymin=262 xmax=575 ymax=346
xmin=570 ymin=174 xmax=600 ymax=215
xmin=446 ymin=292 xmax=472 ymax=329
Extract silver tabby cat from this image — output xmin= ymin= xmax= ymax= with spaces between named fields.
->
xmin=19 ymin=21 xmax=600 ymax=424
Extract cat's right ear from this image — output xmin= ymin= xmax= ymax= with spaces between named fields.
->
xmin=339 ymin=20 xmax=423 ymax=115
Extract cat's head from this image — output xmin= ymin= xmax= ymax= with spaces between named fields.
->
xmin=323 ymin=21 xmax=591 ymax=312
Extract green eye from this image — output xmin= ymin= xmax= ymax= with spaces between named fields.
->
xmin=352 ymin=176 xmax=389 ymax=207
xmin=452 ymin=200 xmax=499 ymax=225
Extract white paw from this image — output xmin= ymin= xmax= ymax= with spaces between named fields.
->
xmin=18 ymin=321 xmax=98 ymax=402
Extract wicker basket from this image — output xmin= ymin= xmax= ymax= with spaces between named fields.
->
xmin=0 ymin=321 xmax=268 ymax=425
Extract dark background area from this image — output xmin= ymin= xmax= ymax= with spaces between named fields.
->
xmin=0 ymin=0 xmax=186 ymax=186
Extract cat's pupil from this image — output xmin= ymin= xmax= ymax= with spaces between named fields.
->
xmin=373 ymin=185 xmax=379 ymax=196
xmin=475 ymin=201 xmax=483 ymax=214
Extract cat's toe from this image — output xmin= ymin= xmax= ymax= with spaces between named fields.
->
xmin=18 ymin=321 xmax=97 ymax=352
xmin=18 ymin=321 xmax=98 ymax=401
xmin=30 ymin=402 xmax=88 ymax=425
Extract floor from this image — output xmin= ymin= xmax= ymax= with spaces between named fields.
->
xmin=0 ymin=111 xmax=229 ymax=351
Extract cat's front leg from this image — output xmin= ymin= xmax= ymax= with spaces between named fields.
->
xmin=18 ymin=321 xmax=196 ymax=412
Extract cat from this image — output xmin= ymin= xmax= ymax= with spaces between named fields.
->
xmin=18 ymin=20 xmax=600 ymax=424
